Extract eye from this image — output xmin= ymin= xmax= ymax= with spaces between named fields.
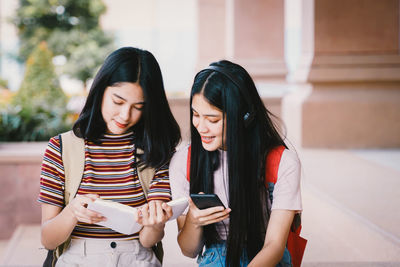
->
xmin=209 ymin=119 xmax=220 ymax=124
xmin=113 ymin=100 xmax=123 ymax=105
xmin=134 ymin=104 xmax=145 ymax=111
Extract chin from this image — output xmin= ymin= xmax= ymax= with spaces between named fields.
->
xmin=201 ymin=143 xmax=219 ymax=152
xmin=108 ymin=127 xmax=126 ymax=135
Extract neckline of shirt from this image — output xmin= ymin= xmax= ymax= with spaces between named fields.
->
xmin=103 ymin=131 xmax=134 ymax=139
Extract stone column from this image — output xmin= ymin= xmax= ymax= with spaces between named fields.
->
xmin=289 ymin=0 xmax=400 ymax=148
xmin=231 ymin=0 xmax=287 ymax=80
xmin=197 ymin=0 xmax=287 ymax=80
xmin=197 ymin=0 xmax=227 ymax=69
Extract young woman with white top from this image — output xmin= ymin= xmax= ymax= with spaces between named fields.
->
xmin=169 ymin=60 xmax=302 ymax=267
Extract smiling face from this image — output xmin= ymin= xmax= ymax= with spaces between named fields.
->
xmin=101 ymin=82 xmax=145 ymax=134
xmin=192 ymin=93 xmax=226 ymax=151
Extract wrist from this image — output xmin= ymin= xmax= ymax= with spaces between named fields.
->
xmin=185 ymin=218 xmax=202 ymax=230
xmin=146 ymin=222 xmax=165 ymax=231
xmin=64 ymin=204 xmax=78 ymax=223
xmin=186 ymin=213 xmax=201 ymax=229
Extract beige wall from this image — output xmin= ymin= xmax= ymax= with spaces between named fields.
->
xmin=0 ymin=144 xmax=45 ymax=239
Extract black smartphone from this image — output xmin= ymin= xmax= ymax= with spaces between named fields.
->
xmin=190 ymin=193 xmax=226 ymax=210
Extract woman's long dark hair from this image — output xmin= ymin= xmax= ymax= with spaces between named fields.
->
xmin=73 ymin=47 xmax=181 ymax=168
xmin=189 ymin=60 xmax=286 ymax=266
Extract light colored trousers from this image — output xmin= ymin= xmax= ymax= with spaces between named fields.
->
xmin=56 ymin=239 xmax=161 ymax=267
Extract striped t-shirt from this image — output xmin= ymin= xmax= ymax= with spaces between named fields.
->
xmin=38 ymin=131 xmax=171 ymax=240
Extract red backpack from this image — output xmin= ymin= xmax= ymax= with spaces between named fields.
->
xmin=186 ymin=145 xmax=307 ymax=267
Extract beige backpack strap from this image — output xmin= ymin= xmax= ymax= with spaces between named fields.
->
xmin=136 ymin=148 xmax=163 ymax=263
xmin=53 ymin=131 xmax=85 ymax=261
xmin=136 ymin=148 xmax=156 ymax=198
xmin=60 ymin=130 xmax=85 ymax=205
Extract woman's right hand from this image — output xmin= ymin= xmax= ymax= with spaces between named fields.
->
xmin=186 ymin=197 xmax=231 ymax=227
xmin=67 ymin=194 xmax=106 ymax=224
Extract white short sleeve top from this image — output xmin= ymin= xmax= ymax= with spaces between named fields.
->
xmin=169 ymin=145 xmax=302 ymax=238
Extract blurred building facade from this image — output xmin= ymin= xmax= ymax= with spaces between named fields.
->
xmin=1 ymin=0 xmax=398 ymax=147
xmin=196 ymin=0 xmax=400 ymax=148
xmin=296 ymin=0 xmax=400 ymax=148
xmin=0 ymin=0 xmax=399 ymax=240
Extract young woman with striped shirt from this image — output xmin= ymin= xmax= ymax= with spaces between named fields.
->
xmin=38 ymin=47 xmax=181 ymax=266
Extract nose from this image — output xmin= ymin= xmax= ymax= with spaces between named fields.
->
xmin=196 ymin=118 xmax=208 ymax=133
xmin=119 ymin=106 xmax=131 ymax=122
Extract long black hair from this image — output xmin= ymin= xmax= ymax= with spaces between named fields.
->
xmin=73 ymin=47 xmax=181 ymax=168
xmin=189 ymin=60 xmax=286 ymax=266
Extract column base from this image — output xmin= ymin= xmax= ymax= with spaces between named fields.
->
xmin=235 ymin=58 xmax=288 ymax=80
xmin=301 ymin=83 xmax=400 ymax=148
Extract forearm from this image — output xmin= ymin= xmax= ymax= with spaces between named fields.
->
xmin=249 ymin=210 xmax=295 ymax=266
xmin=139 ymin=224 xmax=165 ymax=248
xmin=248 ymin=242 xmax=286 ymax=267
xmin=177 ymin=218 xmax=204 ymax=258
xmin=41 ymin=206 xmax=78 ymax=249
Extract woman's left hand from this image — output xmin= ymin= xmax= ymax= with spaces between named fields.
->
xmin=135 ymin=200 xmax=173 ymax=228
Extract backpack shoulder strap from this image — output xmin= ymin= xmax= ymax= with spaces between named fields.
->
xmin=135 ymin=147 xmax=163 ymax=263
xmin=136 ymin=148 xmax=156 ymax=198
xmin=186 ymin=146 xmax=191 ymax=182
xmin=54 ymin=130 xmax=85 ymax=261
xmin=59 ymin=130 xmax=85 ymax=205
xmin=265 ymin=145 xmax=285 ymax=186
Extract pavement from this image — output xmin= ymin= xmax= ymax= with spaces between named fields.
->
xmin=0 ymin=148 xmax=399 ymax=266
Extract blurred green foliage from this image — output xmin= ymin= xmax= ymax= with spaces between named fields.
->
xmin=13 ymin=0 xmax=114 ymax=86
xmin=13 ymin=42 xmax=67 ymax=109
xmin=0 ymin=78 xmax=8 ymax=89
xmin=0 ymin=42 xmax=72 ymax=141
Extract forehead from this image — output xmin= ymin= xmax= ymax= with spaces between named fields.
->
xmin=105 ymin=82 xmax=144 ymax=100
xmin=191 ymin=94 xmax=222 ymax=115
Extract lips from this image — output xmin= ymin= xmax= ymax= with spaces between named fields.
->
xmin=201 ymin=136 xmax=215 ymax=144
xmin=115 ymin=121 xmax=128 ymax=129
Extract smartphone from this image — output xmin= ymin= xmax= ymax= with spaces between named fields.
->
xmin=190 ymin=193 xmax=226 ymax=210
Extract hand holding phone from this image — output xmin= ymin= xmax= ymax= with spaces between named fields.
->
xmin=190 ymin=193 xmax=226 ymax=210
xmin=187 ymin=193 xmax=230 ymax=227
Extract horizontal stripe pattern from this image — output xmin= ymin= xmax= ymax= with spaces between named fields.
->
xmin=38 ymin=132 xmax=171 ymax=240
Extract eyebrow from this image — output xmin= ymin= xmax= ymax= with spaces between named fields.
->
xmin=191 ymin=107 xmax=221 ymax=118
xmin=112 ymin=93 xmax=145 ymax=104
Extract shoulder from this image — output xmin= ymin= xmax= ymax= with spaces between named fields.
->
xmin=46 ymin=135 xmax=62 ymax=153
xmin=41 ymin=135 xmax=64 ymax=169
xmin=41 ymin=135 xmax=64 ymax=175
xmin=280 ymin=149 xmax=300 ymax=168
xmin=272 ymin=148 xmax=303 ymax=211
xmin=277 ymin=148 xmax=301 ymax=184
xmin=169 ymin=144 xmax=190 ymax=199
xmin=170 ymin=143 xmax=190 ymax=169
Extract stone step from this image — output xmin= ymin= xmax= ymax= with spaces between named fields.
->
xmin=0 ymin=240 xmax=8 ymax=261
xmin=303 ymin=263 xmax=400 ymax=267
xmin=0 ymin=221 xmax=399 ymax=266
xmin=0 ymin=224 xmax=46 ymax=266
